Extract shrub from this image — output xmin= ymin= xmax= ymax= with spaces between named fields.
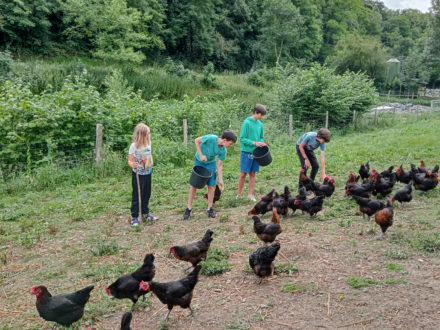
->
xmin=271 ymin=63 xmax=378 ymax=129
xmin=0 ymin=51 xmax=13 ymax=78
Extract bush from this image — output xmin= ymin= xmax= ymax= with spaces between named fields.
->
xmin=271 ymin=63 xmax=378 ymax=129
xmin=0 ymin=51 xmax=13 ymax=78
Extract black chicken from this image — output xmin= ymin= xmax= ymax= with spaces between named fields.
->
xmin=413 ymin=171 xmax=438 ymax=194
xmin=294 ymin=195 xmax=325 ymax=217
xmin=31 ymin=284 xmax=94 ymax=327
xmin=352 ymin=195 xmax=385 ymax=220
xmin=272 ymin=189 xmax=289 ymax=216
xmin=396 ymin=165 xmax=413 ymax=184
xmin=287 ymin=188 xmax=307 ymax=214
xmin=345 ymin=177 xmax=375 ymax=198
xmin=372 ymin=169 xmax=396 ymax=197
xmin=390 ymin=183 xmax=413 ymax=207
xmin=359 ymin=161 xmax=370 ymax=180
xmin=139 ymin=265 xmax=202 ymax=322
xmin=203 ymin=185 xmax=221 ymax=204
xmin=313 ymin=176 xmax=336 ymax=197
xmin=120 ymin=311 xmax=132 ymax=330
xmin=105 ymin=253 xmax=155 ymax=309
xmin=253 ymin=215 xmax=282 ymax=245
xmin=249 ymin=242 xmax=281 ymax=284
xmin=248 ymin=189 xmax=275 ymax=215
xmin=169 ymin=229 xmax=213 ymax=271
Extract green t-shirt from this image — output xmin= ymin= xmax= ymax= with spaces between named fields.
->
xmin=240 ymin=116 xmax=264 ymax=153
xmin=194 ymin=135 xmax=227 ymax=164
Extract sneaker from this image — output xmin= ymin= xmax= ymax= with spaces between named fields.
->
xmin=183 ymin=208 xmax=192 ymax=220
xmin=207 ymin=208 xmax=216 ymax=218
xmin=131 ymin=217 xmax=139 ymax=227
xmin=145 ymin=214 xmax=159 ymax=221
xmin=247 ymin=194 xmax=257 ymax=202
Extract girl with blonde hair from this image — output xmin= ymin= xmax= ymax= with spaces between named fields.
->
xmin=128 ymin=123 xmax=158 ymax=226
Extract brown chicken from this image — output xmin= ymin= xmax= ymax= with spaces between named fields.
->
xmin=139 ymin=265 xmax=201 ymax=322
xmin=300 ymin=168 xmax=315 ymax=192
xmin=249 ymin=242 xmax=280 ymax=284
xmin=248 ymin=189 xmax=275 ymax=215
xmin=203 ymin=185 xmax=221 ymax=204
xmin=271 ymin=207 xmax=281 ymax=224
xmin=418 ymin=158 xmax=427 ymax=173
xmin=375 ymin=199 xmax=394 ymax=239
xmin=253 ymin=215 xmax=282 ymax=245
xmin=31 ymin=284 xmax=94 ymax=327
xmin=169 ymin=229 xmax=213 ymax=271
xmin=352 ymin=195 xmax=385 ymax=220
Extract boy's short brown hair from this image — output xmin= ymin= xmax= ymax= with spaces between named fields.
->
xmin=317 ymin=128 xmax=331 ymax=142
xmin=254 ymin=104 xmax=267 ymax=115
xmin=221 ymin=129 xmax=237 ymax=142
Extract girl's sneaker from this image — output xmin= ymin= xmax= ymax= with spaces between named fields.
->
xmin=131 ymin=217 xmax=139 ymax=227
xmin=146 ymin=214 xmax=158 ymax=221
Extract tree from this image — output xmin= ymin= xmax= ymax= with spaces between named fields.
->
xmin=255 ymin=0 xmax=303 ymax=67
xmin=326 ymin=33 xmax=388 ymax=86
xmin=0 ymin=0 xmax=56 ymax=52
xmin=62 ymin=0 xmax=163 ymax=64
xmin=424 ymin=0 xmax=440 ymax=86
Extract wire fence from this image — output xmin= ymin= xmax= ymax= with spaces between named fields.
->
xmin=1 ymin=102 xmax=440 ymax=180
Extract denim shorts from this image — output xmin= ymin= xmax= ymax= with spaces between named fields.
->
xmin=240 ymin=151 xmax=260 ymax=173
xmin=194 ymin=160 xmax=217 ymax=186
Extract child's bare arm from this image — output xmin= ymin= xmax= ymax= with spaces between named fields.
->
xmin=128 ymin=154 xmax=138 ymax=169
xmin=217 ymin=160 xmax=224 ymax=190
xmin=195 ymin=137 xmax=207 ymax=161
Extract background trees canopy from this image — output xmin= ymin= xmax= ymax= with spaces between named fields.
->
xmin=0 ymin=0 xmax=438 ymax=88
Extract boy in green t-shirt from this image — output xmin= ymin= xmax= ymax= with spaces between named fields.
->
xmin=237 ymin=104 xmax=267 ymax=202
xmin=183 ymin=129 xmax=237 ymax=220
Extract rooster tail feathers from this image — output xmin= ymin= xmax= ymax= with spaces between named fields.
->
xmin=143 ymin=253 xmax=155 ymax=265
xmin=202 ymin=229 xmax=214 ymax=243
xmin=121 ymin=311 xmax=132 ymax=330
xmin=70 ymin=285 xmax=94 ymax=305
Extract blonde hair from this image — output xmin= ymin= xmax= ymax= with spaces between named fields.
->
xmin=132 ymin=123 xmax=151 ymax=149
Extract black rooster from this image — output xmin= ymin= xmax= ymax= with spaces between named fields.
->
xmin=249 ymin=242 xmax=281 ymax=284
xmin=31 ymin=284 xmax=94 ymax=327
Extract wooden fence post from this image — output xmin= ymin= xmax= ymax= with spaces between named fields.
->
xmin=289 ymin=115 xmax=293 ymax=139
xmin=352 ymin=110 xmax=356 ymax=127
xmin=431 ymin=100 xmax=434 ymax=116
xmin=95 ymin=124 xmax=103 ymax=164
xmin=387 ymin=90 xmax=391 ymax=103
xmin=183 ymin=119 xmax=188 ymax=147
xmin=374 ymin=109 xmax=377 ymax=125
xmin=325 ymin=111 xmax=329 ymax=129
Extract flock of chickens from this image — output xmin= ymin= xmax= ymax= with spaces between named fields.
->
xmin=30 ymin=159 xmax=438 ymax=329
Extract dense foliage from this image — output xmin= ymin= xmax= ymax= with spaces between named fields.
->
xmin=271 ymin=64 xmax=378 ymax=128
xmin=0 ymin=0 xmax=437 ymax=88
xmin=0 ymin=71 xmax=246 ymax=176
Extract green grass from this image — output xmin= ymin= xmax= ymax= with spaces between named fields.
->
xmin=347 ymin=277 xmax=378 ymax=289
xmin=1 ymin=113 xmax=440 ymax=328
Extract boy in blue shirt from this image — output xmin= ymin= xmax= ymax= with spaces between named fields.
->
xmin=184 ymin=129 xmax=237 ymax=219
xmin=296 ymin=128 xmax=331 ymax=191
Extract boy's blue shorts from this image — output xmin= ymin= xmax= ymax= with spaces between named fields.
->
xmin=240 ymin=151 xmax=260 ymax=173
xmin=194 ymin=160 xmax=217 ymax=186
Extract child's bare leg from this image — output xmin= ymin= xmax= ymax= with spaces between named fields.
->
xmin=238 ymin=172 xmax=247 ymax=195
xmin=187 ymin=186 xmax=197 ymax=209
xmin=207 ymin=185 xmax=215 ymax=209
xmin=248 ymin=171 xmax=256 ymax=196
